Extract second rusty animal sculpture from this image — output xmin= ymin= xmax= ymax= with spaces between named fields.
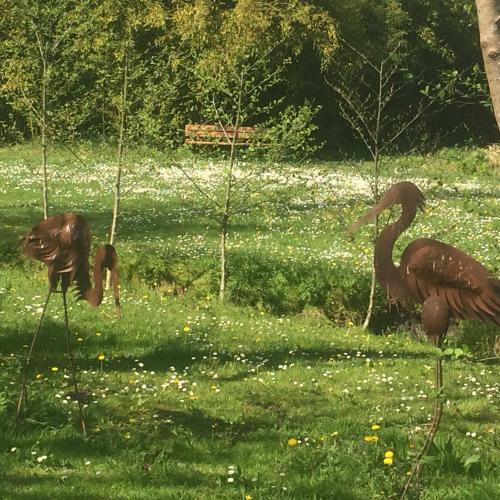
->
xmin=17 ymin=213 xmax=121 ymax=435
xmin=351 ymin=181 xmax=500 ymax=496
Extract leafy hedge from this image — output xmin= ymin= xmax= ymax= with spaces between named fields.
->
xmin=120 ymin=248 xmax=389 ymax=325
xmin=7 ymin=239 xmax=497 ymax=354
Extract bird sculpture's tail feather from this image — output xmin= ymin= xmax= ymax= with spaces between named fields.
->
xmin=21 ymin=233 xmax=58 ymax=265
xmin=490 ymin=279 xmax=500 ymax=326
xmin=476 ymin=278 xmax=500 ymax=326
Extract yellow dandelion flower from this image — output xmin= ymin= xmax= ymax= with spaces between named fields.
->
xmin=183 ymin=326 xmax=191 ymax=332
xmin=51 ymin=366 xmax=58 ymax=372
xmin=35 ymin=373 xmax=43 ymax=379
xmin=287 ymin=438 xmax=298 ymax=446
xmin=245 ymin=496 xmax=252 ymax=500
xmin=384 ymin=450 xmax=394 ymax=458
xmin=98 ymin=354 xmax=105 ymax=361
xmin=364 ymin=435 xmax=379 ymax=443
xmin=371 ymin=424 xmax=381 ymax=431
xmin=383 ymin=457 xmax=393 ymax=465
xmin=96 ymin=332 xmax=101 ymax=337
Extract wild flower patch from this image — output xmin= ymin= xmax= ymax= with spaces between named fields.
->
xmin=0 ymin=146 xmax=498 ymax=498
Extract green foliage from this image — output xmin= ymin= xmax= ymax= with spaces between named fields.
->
xmin=179 ymin=1 xmax=336 ymax=139
xmin=434 ymin=147 xmax=490 ymax=175
xmin=227 ymin=252 xmax=376 ymax=321
xmin=0 ymin=389 xmax=7 ymax=417
xmin=265 ymin=102 xmax=323 ymax=161
xmin=0 ymin=0 xmax=495 ymax=149
xmin=442 ymin=347 xmax=472 ymax=361
xmin=0 ymin=0 xmax=87 ymax=140
xmin=423 ymin=435 xmax=483 ymax=477
xmin=118 ymin=247 xmax=386 ymax=323
xmin=458 ymin=320 xmax=500 ymax=358
xmin=74 ymin=0 xmax=167 ymax=144
xmin=0 ymin=241 xmax=23 ymax=266
xmin=120 ymin=248 xmax=217 ymax=298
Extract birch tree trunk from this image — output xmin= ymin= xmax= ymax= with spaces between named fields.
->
xmin=363 ymin=268 xmax=377 ymax=329
xmin=109 ymin=51 xmax=128 ymax=249
xmin=106 ymin=50 xmax=128 ymax=290
xmin=218 ymin=106 xmax=240 ymax=301
xmin=362 ymin=62 xmax=384 ymax=330
xmin=218 ymin=72 xmax=243 ymax=301
xmin=476 ymin=0 xmax=500 ymax=131
xmin=41 ymin=57 xmax=49 ymax=219
xmin=219 ymin=211 xmax=229 ymax=300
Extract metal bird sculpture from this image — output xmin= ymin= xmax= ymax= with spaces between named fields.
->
xmin=17 ymin=213 xmax=121 ymax=434
xmin=351 ymin=181 xmax=500 ymax=495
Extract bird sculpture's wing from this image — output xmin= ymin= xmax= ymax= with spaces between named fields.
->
xmin=402 ymin=239 xmax=500 ymax=326
xmin=22 ymin=214 xmax=91 ymax=279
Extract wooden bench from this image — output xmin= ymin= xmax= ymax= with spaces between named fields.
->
xmin=184 ymin=124 xmax=265 ymax=146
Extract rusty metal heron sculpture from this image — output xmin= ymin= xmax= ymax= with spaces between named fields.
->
xmin=351 ymin=181 xmax=500 ymax=496
xmin=17 ymin=213 xmax=121 ymax=435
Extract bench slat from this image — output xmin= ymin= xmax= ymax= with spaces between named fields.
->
xmin=184 ymin=123 xmax=266 ymax=146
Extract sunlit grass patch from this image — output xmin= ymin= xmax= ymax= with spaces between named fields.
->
xmin=0 ymin=145 xmax=498 ymax=498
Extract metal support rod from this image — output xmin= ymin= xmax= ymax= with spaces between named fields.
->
xmin=400 ymin=355 xmax=443 ymax=499
xmin=62 ymin=291 xmax=87 ymax=436
xmin=16 ymin=288 xmax=52 ymax=420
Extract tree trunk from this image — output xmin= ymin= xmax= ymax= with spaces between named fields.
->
xmin=362 ymin=65 xmax=383 ymax=330
xmin=41 ymin=58 xmax=49 ymax=219
xmin=109 ymin=52 xmax=128 ymax=248
xmin=218 ymin=73 xmax=243 ymax=301
xmin=41 ymin=132 xmax=49 ymax=220
xmin=363 ymin=265 xmax=377 ymax=330
xmin=362 ymin=214 xmax=379 ymax=330
xmin=219 ymin=212 xmax=229 ymax=300
xmin=106 ymin=51 xmax=128 ymax=289
xmin=218 ymin=133 xmax=237 ymax=301
xmin=476 ymin=0 xmax=500 ymax=132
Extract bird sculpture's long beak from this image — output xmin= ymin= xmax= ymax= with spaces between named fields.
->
xmin=349 ymin=198 xmax=389 ymax=233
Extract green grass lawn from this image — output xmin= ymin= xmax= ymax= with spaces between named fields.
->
xmin=0 ymin=144 xmax=499 ymax=499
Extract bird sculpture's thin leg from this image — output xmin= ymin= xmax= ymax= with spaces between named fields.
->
xmin=400 ymin=296 xmax=448 ymax=499
xmin=400 ymin=354 xmax=444 ymax=499
xmin=16 ymin=288 xmax=52 ymax=420
xmin=417 ymin=356 xmax=443 ymax=469
xmin=62 ymin=291 xmax=87 ymax=436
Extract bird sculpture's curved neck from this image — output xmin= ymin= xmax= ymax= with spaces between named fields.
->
xmin=78 ymin=255 xmax=105 ymax=307
xmin=374 ymin=204 xmax=416 ymax=304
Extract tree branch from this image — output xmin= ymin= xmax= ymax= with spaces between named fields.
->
xmin=173 ymin=161 xmax=222 ymax=209
xmin=380 ymin=100 xmax=434 ymax=153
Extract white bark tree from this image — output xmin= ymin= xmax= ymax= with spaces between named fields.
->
xmin=0 ymin=0 xmax=79 ymax=218
xmin=326 ymin=38 xmax=432 ymax=330
xmin=475 ymin=0 xmax=500 ymax=131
